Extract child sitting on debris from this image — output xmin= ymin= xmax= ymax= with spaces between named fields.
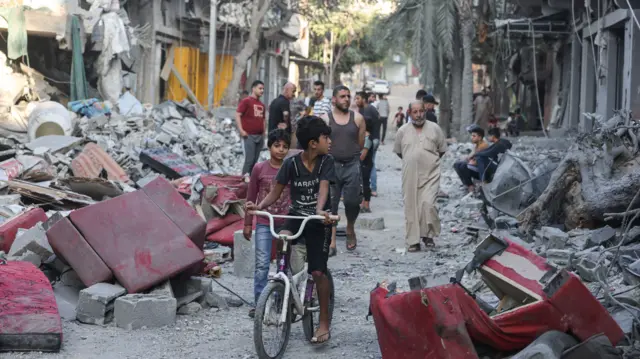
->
xmin=243 ymin=129 xmax=291 ymax=319
xmin=246 ymin=116 xmax=336 ymax=345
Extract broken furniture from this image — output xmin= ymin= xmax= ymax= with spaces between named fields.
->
xmin=45 ymin=177 xmax=205 ymax=293
xmin=0 ymin=261 xmax=62 ymax=353
xmin=369 ymin=235 xmax=624 ymax=359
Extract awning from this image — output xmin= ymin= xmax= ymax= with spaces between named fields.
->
xmin=289 ymin=56 xmax=324 ymax=68
xmin=494 ymin=10 xmax=570 ymax=36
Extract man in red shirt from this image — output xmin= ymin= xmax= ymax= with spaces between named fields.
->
xmin=236 ymin=80 xmax=266 ymax=176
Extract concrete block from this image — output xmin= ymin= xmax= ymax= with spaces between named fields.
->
xmin=114 ymin=294 xmax=177 ymax=330
xmin=570 ymin=246 xmax=604 ymax=267
xmin=542 ymin=226 xmax=569 ymax=249
xmin=9 ymin=223 xmax=52 ymax=260
xmin=149 ymin=281 xmax=174 ymax=298
xmin=177 ymin=302 xmax=202 ymax=315
xmin=204 ymin=246 xmax=232 ymax=263
xmin=60 ymin=269 xmax=86 ymax=289
xmin=356 ymin=216 xmax=385 ymax=230
xmin=176 ymin=290 xmax=203 ymax=308
xmin=494 ymin=216 xmax=518 ymax=230
xmin=545 ymin=249 xmax=572 ymax=266
xmin=76 ymin=283 xmax=126 ymax=325
xmin=203 ymin=291 xmax=229 ymax=310
xmin=233 ymin=229 xmax=254 ymax=278
xmin=585 ymin=226 xmax=617 ymax=249
xmin=9 ymin=249 xmax=42 ymax=267
xmin=576 ymin=258 xmax=607 ymax=283
xmin=53 ymin=283 xmax=80 ymax=321
xmin=171 ymin=276 xmax=207 ymax=306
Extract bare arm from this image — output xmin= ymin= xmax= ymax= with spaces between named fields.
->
xmin=316 ymin=180 xmax=331 ymax=213
xmin=360 ymin=148 xmax=369 ymax=162
xmin=257 ymin=183 xmax=286 ymax=210
xmin=354 ymin=112 xmax=366 ymax=149
xmin=235 ymin=112 xmax=245 ymax=133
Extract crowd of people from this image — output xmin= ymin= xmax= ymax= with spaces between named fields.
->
xmin=234 ymin=81 xmax=516 ymax=344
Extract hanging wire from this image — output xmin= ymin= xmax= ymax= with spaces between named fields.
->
xmin=528 ymin=20 xmax=548 ymax=137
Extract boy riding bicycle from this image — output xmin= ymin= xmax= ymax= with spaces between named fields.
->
xmin=246 ymin=115 xmax=336 ymax=345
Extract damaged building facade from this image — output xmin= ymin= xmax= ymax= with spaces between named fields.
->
xmin=497 ymin=0 xmax=640 ymax=133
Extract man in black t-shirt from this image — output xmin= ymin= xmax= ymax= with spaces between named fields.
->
xmin=269 ymin=82 xmax=297 ymax=133
xmin=246 ymin=116 xmax=336 ymax=345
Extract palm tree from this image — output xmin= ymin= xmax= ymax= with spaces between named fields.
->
xmin=454 ymin=0 xmax=475 ymax=136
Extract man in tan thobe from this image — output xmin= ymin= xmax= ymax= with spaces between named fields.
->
xmin=393 ymin=102 xmax=448 ymax=252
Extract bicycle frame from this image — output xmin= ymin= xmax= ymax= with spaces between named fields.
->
xmin=249 ymin=210 xmax=339 ymax=324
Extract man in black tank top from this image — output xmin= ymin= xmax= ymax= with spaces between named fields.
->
xmin=320 ymin=86 xmax=366 ymax=254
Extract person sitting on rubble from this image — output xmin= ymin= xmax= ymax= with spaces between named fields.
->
xmin=453 ymin=125 xmax=489 ymax=193
xmin=243 ymin=129 xmax=292 ymax=319
xmin=474 ymin=127 xmax=513 ymax=184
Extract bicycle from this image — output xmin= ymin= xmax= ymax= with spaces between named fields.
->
xmin=250 ymin=210 xmax=339 ymax=359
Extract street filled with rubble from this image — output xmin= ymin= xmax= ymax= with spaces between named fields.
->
xmin=0 ymin=85 xmax=636 ymax=358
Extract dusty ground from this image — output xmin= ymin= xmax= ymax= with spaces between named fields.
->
xmin=7 ymin=85 xmax=495 ymax=359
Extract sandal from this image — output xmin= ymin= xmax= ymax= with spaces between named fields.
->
xmin=248 ymin=308 xmax=255 ymax=318
xmin=311 ymin=331 xmax=331 ymax=345
xmin=346 ymin=233 xmax=357 ymax=251
xmin=422 ymin=237 xmax=436 ymax=247
xmin=407 ymin=244 xmax=421 ymax=252
xmin=329 ymin=247 xmax=337 ymax=257
xmin=361 ymin=207 xmax=372 ymax=214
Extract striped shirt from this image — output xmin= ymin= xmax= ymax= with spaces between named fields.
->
xmin=312 ymin=97 xmax=332 ymax=117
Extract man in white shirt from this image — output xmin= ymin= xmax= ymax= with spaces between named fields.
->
xmin=311 ymin=81 xmax=332 ymax=116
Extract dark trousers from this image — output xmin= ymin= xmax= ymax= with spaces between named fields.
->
xmin=242 ymin=135 xmax=264 ymax=175
xmin=380 ymin=117 xmax=388 ymax=143
xmin=330 ymin=157 xmax=362 ymax=223
xmin=361 ymin=162 xmax=372 ymax=202
xmin=454 ymin=160 xmax=480 ymax=186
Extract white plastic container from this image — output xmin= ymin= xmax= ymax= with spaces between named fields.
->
xmin=26 ymin=101 xmax=73 ymax=141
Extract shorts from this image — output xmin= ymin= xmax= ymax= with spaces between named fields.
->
xmin=282 ymin=217 xmax=331 ymax=274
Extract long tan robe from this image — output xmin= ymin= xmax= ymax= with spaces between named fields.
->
xmin=393 ymin=121 xmax=448 ymax=246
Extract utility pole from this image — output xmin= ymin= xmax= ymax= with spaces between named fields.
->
xmin=207 ymin=0 xmax=217 ymax=110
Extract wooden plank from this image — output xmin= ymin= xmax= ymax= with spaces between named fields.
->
xmin=160 ymin=46 xmax=175 ymax=81
xmin=170 ymin=65 xmax=205 ymax=111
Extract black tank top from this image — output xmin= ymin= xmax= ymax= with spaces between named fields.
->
xmin=328 ymin=111 xmax=360 ymax=162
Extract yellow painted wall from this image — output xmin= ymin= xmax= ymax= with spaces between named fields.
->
xmin=167 ymin=47 xmax=234 ymax=108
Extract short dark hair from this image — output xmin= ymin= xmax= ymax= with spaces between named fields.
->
xmin=416 ymin=89 xmax=427 ymax=99
xmin=488 ymin=127 xmax=501 ymax=139
xmin=296 ymin=116 xmax=332 ymax=150
xmin=470 ymin=127 xmax=485 ymax=138
xmin=355 ymin=91 xmax=368 ymax=99
xmin=314 ymin=81 xmax=325 ymax=90
xmin=333 ymin=85 xmax=350 ymax=97
xmin=267 ymin=129 xmax=291 ymax=148
xmin=251 ymin=80 xmax=264 ymax=89
xmin=241 ymin=90 xmax=249 ymax=95
xmin=398 ymin=106 xmax=403 ymax=110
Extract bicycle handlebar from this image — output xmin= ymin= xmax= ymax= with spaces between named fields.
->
xmin=249 ymin=210 xmax=340 ymax=240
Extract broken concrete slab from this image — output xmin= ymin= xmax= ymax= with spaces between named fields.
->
xmin=204 ymin=246 xmax=232 ymax=264
xmin=576 ymin=257 xmax=608 ymax=283
xmin=202 ymin=291 xmax=229 ymax=310
xmin=25 ymin=135 xmax=83 ymax=154
xmin=356 ymin=216 xmax=385 ymax=230
xmin=177 ymin=302 xmax=202 ymax=315
xmin=545 ymin=249 xmax=572 ymax=266
xmin=149 ymin=281 xmax=174 ymax=298
xmin=584 ymin=226 xmax=617 ymax=249
xmin=114 ymin=294 xmax=177 ymax=330
xmin=8 ymin=222 xmax=52 ymax=261
xmin=60 ymin=269 xmax=86 ymax=289
xmin=9 ymin=249 xmax=41 ymax=267
xmin=541 ymin=226 xmax=569 ymax=249
xmin=53 ymin=283 xmax=80 ymax=322
xmin=76 ymin=283 xmax=127 ymax=325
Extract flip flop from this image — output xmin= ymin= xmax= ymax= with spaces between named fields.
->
xmin=311 ymin=331 xmax=331 ymax=345
xmin=422 ymin=237 xmax=436 ymax=247
xmin=407 ymin=244 xmax=421 ymax=252
xmin=346 ymin=233 xmax=357 ymax=251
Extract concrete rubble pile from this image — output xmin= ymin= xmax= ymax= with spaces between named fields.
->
xmin=429 ymin=138 xmax=640 ymax=357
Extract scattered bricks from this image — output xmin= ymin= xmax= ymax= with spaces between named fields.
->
xmin=356 ymin=216 xmax=385 ymax=230
xmin=576 ymin=257 xmax=608 ymax=283
xmin=408 ymin=276 xmax=428 ymax=291
xmin=76 ymin=283 xmax=127 ymax=325
xmin=545 ymin=249 xmax=573 ymax=266
xmin=204 ymin=246 xmax=232 ymax=264
xmin=177 ymin=302 xmax=202 ymax=315
xmin=584 ymin=226 xmax=616 ymax=249
xmin=233 ymin=229 xmax=254 ymax=278
xmin=114 ymin=294 xmax=177 ymax=330
xmin=541 ymin=227 xmax=569 ymax=250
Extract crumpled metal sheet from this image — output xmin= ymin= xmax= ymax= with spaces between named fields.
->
xmin=482 ymin=152 xmax=534 ymax=217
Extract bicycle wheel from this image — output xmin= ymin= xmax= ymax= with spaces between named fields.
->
xmin=302 ymin=269 xmax=335 ymax=342
xmin=254 ymin=281 xmax=292 ymax=359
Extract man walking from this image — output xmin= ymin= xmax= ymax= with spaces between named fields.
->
xmin=423 ymin=94 xmax=439 ymax=123
xmin=312 ymin=81 xmax=332 ymax=116
xmin=378 ymin=94 xmax=390 ymax=145
xmin=355 ymin=92 xmax=380 ymax=198
xmin=269 ymin=82 xmax=297 ymax=133
xmin=393 ymin=102 xmax=448 ymax=252
xmin=407 ymin=89 xmax=427 ymax=123
xmin=236 ymin=80 xmax=266 ymax=176
xmin=321 ymin=86 xmax=366 ymax=255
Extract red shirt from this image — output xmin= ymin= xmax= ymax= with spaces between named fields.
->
xmin=237 ymin=96 xmax=266 ymax=135
xmin=245 ymin=161 xmax=291 ymax=227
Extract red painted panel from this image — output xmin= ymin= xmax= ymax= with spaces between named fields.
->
xmin=0 ymin=208 xmax=47 ymax=253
